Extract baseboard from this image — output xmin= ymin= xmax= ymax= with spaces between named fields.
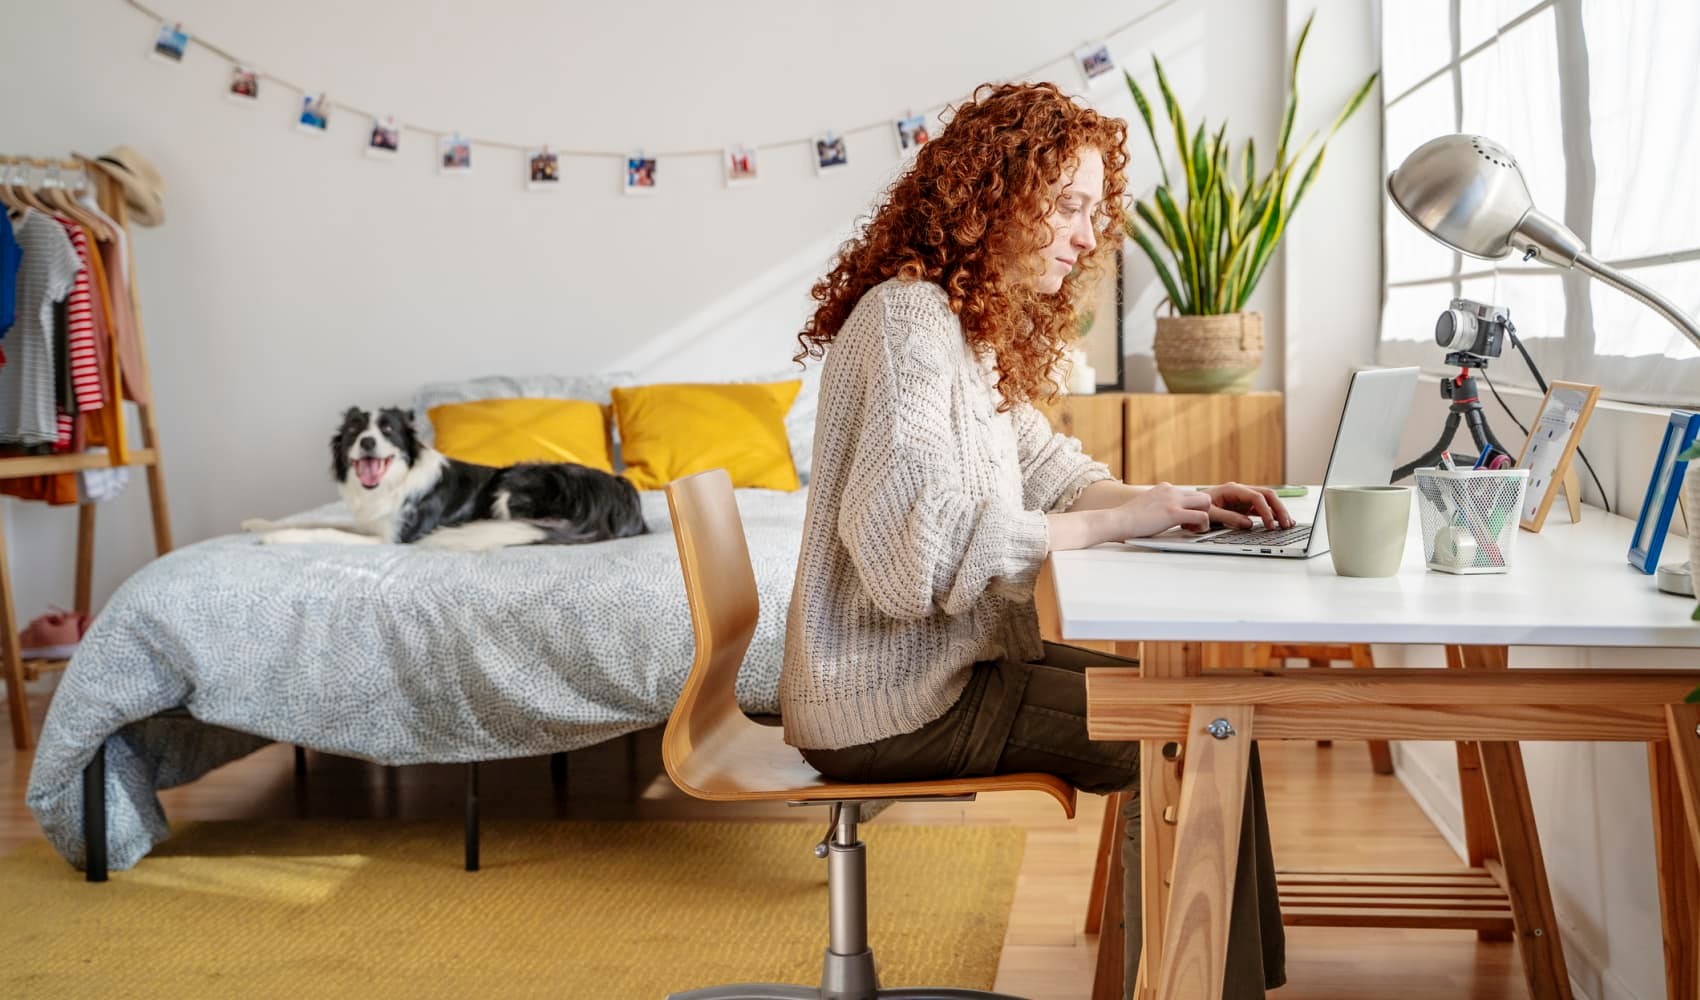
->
xmin=1389 ymin=742 xmax=1466 ymax=862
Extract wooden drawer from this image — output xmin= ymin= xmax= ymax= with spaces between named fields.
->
xmin=1124 ymin=392 xmax=1284 ymax=486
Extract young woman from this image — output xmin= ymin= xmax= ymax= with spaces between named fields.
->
xmin=780 ymin=82 xmax=1290 ymax=996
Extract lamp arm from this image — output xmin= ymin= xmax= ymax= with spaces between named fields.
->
xmin=1573 ymin=252 xmax=1700 ymax=353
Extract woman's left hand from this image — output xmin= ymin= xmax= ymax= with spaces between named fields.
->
xmin=1202 ymin=482 xmax=1293 ymax=531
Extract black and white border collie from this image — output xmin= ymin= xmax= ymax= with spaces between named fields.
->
xmin=243 ymin=406 xmax=647 ymax=551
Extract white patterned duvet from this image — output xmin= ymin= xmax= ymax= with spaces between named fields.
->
xmin=27 ymin=488 xmax=806 ymax=871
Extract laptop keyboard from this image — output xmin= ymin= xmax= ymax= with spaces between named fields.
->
xmin=1200 ymin=524 xmax=1312 ymax=547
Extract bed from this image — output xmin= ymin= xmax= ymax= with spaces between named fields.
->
xmin=25 ymin=486 xmax=809 ymax=871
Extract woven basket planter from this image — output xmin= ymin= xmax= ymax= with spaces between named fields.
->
xmin=1154 ymin=312 xmax=1264 ymax=394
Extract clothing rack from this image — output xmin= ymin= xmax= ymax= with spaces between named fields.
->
xmin=1 ymin=158 xmax=172 ymax=750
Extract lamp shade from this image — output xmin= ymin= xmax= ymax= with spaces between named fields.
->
xmin=1387 ymin=134 xmax=1585 ymax=267
xmin=1387 ymin=133 xmax=1700 ymax=354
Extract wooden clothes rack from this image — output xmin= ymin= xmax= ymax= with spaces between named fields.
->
xmin=1 ymin=162 xmax=173 ymax=750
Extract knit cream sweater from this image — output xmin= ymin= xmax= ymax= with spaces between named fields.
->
xmin=780 ymin=278 xmax=1112 ymax=750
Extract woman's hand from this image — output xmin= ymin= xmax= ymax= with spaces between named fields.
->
xmin=1110 ymin=482 xmax=1214 ymax=538
xmin=1203 ymin=482 xmax=1293 ymax=530
xmin=1045 ymin=482 xmax=1212 ymax=551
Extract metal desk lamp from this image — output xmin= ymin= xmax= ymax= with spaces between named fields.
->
xmin=1388 ymin=133 xmax=1700 ymax=353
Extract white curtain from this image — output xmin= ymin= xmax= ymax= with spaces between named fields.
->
xmin=1378 ymin=0 xmax=1700 ymax=406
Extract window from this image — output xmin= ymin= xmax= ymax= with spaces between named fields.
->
xmin=1379 ymin=0 xmax=1700 ymax=406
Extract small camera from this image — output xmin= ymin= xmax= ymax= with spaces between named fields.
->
xmin=1434 ymin=298 xmax=1508 ymax=359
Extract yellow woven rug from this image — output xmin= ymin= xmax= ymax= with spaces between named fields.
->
xmin=1 ymin=819 xmax=1024 ymax=999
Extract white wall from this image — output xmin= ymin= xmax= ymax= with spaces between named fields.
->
xmin=5 ymin=0 xmax=1289 ymax=617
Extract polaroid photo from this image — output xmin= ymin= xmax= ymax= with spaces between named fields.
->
xmin=624 ymin=153 xmax=657 ymax=196
xmin=297 ymin=91 xmax=331 ymax=134
xmin=152 ymin=22 xmax=189 ymax=64
xmin=813 ymin=132 xmax=848 ymax=176
xmin=1075 ymin=42 xmax=1117 ymax=85
xmin=439 ymin=133 xmax=472 ymax=174
xmin=724 ymin=144 xmax=759 ymax=187
xmin=367 ymin=116 xmax=401 ymax=159
xmin=527 ymin=147 xmax=560 ymax=191
xmin=226 ymin=65 xmax=259 ymax=103
xmin=894 ymin=113 xmax=931 ymax=157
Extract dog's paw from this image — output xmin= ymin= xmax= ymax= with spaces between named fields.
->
xmin=258 ymin=528 xmax=313 ymax=545
xmin=241 ymin=518 xmax=280 ymax=534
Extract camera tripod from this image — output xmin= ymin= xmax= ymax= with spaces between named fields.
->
xmin=1392 ymin=352 xmax=1514 ymax=482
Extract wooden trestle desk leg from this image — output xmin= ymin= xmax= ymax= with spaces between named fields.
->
xmin=1651 ymin=703 xmax=1700 ymax=999
xmin=1120 ymin=641 xmax=1205 ymax=1000
xmin=1451 ymin=644 xmax=1572 ymax=998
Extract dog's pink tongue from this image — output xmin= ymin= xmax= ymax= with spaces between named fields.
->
xmin=356 ymin=458 xmax=387 ymax=488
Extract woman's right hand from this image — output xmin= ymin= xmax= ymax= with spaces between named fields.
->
xmin=1107 ymin=482 xmax=1213 ymax=539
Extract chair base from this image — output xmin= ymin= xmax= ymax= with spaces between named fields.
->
xmin=666 ymin=803 xmax=1024 ymax=1000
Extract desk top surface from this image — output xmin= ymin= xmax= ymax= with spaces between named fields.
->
xmin=1047 ymin=490 xmax=1700 ymax=648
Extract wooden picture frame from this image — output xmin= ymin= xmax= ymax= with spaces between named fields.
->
xmin=1513 ymin=380 xmax=1600 ymax=532
xmin=1628 ymin=409 xmax=1700 ymax=573
xmin=1076 ymin=245 xmax=1125 ymax=392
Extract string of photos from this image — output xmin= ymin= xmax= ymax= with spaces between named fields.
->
xmin=129 ymin=0 xmax=1176 ymax=194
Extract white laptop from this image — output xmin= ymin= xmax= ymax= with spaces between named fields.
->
xmin=1129 ymin=367 xmax=1419 ymax=558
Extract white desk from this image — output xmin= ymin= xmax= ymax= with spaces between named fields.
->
xmin=1036 ymin=494 xmax=1700 ymax=1000
xmin=1051 ymin=492 xmax=1700 ymax=648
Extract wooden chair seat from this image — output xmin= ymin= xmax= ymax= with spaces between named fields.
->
xmin=665 ymin=701 xmax=1077 ymax=815
xmin=661 ymin=467 xmax=1075 ymax=819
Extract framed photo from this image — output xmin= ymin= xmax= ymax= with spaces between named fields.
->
xmin=1628 ymin=409 xmax=1700 ymax=573
xmin=1074 ymin=41 xmax=1116 ymax=85
xmin=439 ymin=133 xmax=472 ymax=174
xmin=624 ymin=153 xmax=656 ymax=195
xmin=527 ymin=147 xmax=559 ymax=190
xmin=1075 ymin=246 xmax=1124 ymax=392
xmin=298 ymin=91 xmax=331 ymax=134
xmin=366 ymin=116 xmax=401 ymax=158
xmin=724 ymin=144 xmax=759 ymax=187
xmin=1512 ymin=380 xmax=1599 ymax=532
xmin=227 ymin=65 xmax=259 ymax=103
xmin=814 ymin=132 xmax=848 ymax=175
xmin=152 ymin=22 xmax=189 ymax=64
xmin=894 ymin=113 xmax=930 ymax=157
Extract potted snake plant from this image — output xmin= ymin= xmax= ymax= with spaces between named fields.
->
xmin=1125 ymin=12 xmax=1378 ymax=393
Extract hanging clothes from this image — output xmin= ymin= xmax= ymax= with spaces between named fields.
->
xmin=0 ymin=210 xmax=78 ymax=446
xmin=77 ymin=192 xmax=148 ymax=405
xmin=80 ymin=232 xmax=129 ymax=468
xmin=1 ymin=212 xmax=19 ymax=340
xmin=57 ymin=221 xmax=104 ymax=417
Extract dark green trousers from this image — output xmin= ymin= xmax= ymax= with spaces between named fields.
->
xmin=800 ymin=643 xmax=1285 ymax=999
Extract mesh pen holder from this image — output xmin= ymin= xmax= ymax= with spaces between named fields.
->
xmin=1414 ymin=468 xmax=1530 ymax=574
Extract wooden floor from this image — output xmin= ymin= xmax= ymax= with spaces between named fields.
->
xmin=2 ymin=680 xmax=1525 ymax=998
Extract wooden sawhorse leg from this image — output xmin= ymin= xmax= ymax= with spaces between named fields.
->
xmin=1652 ymin=702 xmax=1700 ymax=999
xmin=1452 ymin=644 xmax=1572 ymax=997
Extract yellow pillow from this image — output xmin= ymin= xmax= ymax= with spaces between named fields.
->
xmin=427 ymin=398 xmax=614 ymax=472
xmin=612 ymin=381 xmax=801 ymax=491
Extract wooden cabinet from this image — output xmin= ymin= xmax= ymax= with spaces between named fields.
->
xmin=1041 ymin=392 xmax=1285 ymax=487
xmin=1036 ymin=394 xmax=1125 ymax=481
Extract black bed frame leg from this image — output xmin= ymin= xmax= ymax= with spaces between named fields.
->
xmin=549 ymin=751 xmax=567 ymax=788
xmin=464 ymin=762 xmax=480 ymax=872
xmin=83 ymin=742 xmax=107 ymax=883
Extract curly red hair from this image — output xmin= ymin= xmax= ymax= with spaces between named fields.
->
xmin=796 ymin=81 xmax=1128 ymax=408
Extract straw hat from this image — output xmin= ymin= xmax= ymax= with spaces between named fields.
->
xmin=85 ymin=146 xmax=166 ymax=227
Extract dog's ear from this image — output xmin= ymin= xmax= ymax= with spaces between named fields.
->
xmin=380 ymin=406 xmax=422 ymax=463
xmin=331 ymin=407 xmax=362 ymax=482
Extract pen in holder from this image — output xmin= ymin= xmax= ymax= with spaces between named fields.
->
xmin=1414 ymin=468 xmax=1530 ymax=574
